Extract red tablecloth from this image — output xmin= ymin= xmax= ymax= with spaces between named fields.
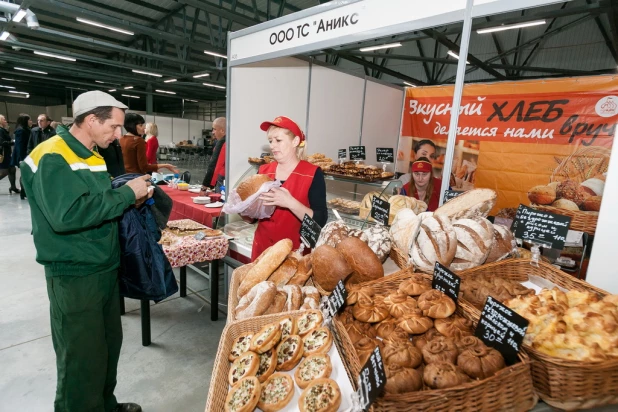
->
xmin=161 ymin=185 xmax=223 ymax=228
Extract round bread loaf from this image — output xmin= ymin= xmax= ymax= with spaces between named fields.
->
xmin=556 ymin=180 xmax=590 ymax=206
xmin=311 ymin=245 xmax=352 ymax=292
xmin=388 ymin=194 xmax=427 ymax=216
xmin=410 ymin=215 xmax=457 ymax=273
xmin=336 ymin=237 xmax=384 ymax=286
xmin=363 ymin=225 xmax=392 ymax=263
xmin=552 ymin=198 xmax=580 ymax=211
xmin=583 ymin=195 xmax=602 ymax=211
xmin=450 ymin=218 xmax=495 ymax=271
xmin=237 ymin=174 xmax=273 ymax=201
xmin=485 ymin=224 xmax=515 ymax=263
xmin=389 ymin=209 xmax=421 ymax=255
xmin=315 ymin=221 xmax=349 ymax=248
xmin=528 ymin=185 xmax=556 ymax=205
xmin=434 ymin=188 xmax=497 ymax=220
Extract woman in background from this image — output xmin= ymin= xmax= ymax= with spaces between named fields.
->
xmin=0 ymin=114 xmax=19 ymax=194
xmin=11 ymin=114 xmax=30 ymax=199
xmin=401 ymin=157 xmax=442 ymax=212
xmin=144 ymin=122 xmax=159 ymax=165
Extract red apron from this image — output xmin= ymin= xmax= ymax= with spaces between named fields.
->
xmin=403 ymin=177 xmax=442 ymax=212
xmin=251 ymin=160 xmax=317 ymax=261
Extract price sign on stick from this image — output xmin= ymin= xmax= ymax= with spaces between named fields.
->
xmin=260 ymin=152 xmax=270 ymax=158
xmin=511 ymin=204 xmax=571 ymax=250
xmin=475 ymin=296 xmax=529 ymax=365
xmin=376 ymin=147 xmax=394 ymax=163
xmin=349 ymin=146 xmax=366 ymax=161
xmin=327 ymin=280 xmax=347 ymax=317
xmin=338 ymin=149 xmax=347 ymax=159
xmin=358 ymin=346 xmax=386 ymax=410
xmin=432 ymin=262 xmax=461 ymax=303
xmin=299 ymin=214 xmax=321 ymax=249
xmin=370 ymin=196 xmax=390 ymax=226
xmin=443 ymin=190 xmax=463 ymax=203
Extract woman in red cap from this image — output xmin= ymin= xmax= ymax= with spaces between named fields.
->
xmin=401 ymin=157 xmax=442 ymax=212
xmin=250 ymin=116 xmax=327 ymax=261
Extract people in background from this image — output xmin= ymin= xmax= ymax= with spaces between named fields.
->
xmin=20 ymin=90 xmax=147 ymax=412
xmin=144 ymin=122 xmax=159 ymax=165
xmin=249 ymin=116 xmax=327 ymax=261
xmin=50 ymin=121 xmax=61 ymax=130
xmin=98 ymin=137 xmax=126 ymax=178
xmin=119 ymin=113 xmax=177 ymax=175
xmin=200 ymin=117 xmax=226 ymax=192
xmin=27 ymin=113 xmax=56 ymax=154
xmin=11 ymin=114 xmax=30 ymax=199
xmin=0 ymin=114 xmax=19 ymax=194
xmin=401 ymin=157 xmax=442 ymax=212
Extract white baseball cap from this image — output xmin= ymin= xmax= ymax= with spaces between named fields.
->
xmin=73 ymin=90 xmax=128 ymax=117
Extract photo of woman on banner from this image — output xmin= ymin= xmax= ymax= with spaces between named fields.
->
xmin=398 ymin=139 xmax=438 ymax=186
xmin=401 ymin=157 xmax=442 ymax=212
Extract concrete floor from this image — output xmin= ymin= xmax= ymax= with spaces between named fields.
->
xmin=0 ymin=169 xmax=225 ymax=412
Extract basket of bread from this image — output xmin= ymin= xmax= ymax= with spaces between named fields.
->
xmin=358 ymin=192 xmax=427 ymax=226
xmin=330 ymin=269 xmax=538 ymax=412
xmin=205 ymin=311 xmax=357 ymax=412
xmin=458 ymin=259 xmax=618 ymax=410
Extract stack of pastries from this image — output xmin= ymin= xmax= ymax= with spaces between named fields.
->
xmin=337 ymin=276 xmax=507 ymax=396
xmin=460 ymin=274 xmax=535 ymax=309
xmin=225 ymin=311 xmax=343 ymax=412
xmin=505 ymin=288 xmax=618 ymax=361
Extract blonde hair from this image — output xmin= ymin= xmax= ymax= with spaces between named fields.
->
xmin=267 ymin=125 xmax=306 ymax=160
xmin=145 ymin=122 xmax=158 ymax=137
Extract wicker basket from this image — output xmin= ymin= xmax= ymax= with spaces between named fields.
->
xmin=204 ymin=311 xmax=355 ymax=412
xmin=532 ymin=204 xmax=599 ymax=235
xmin=458 ymin=259 xmax=618 ymax=410
xmin=388 ymin=246 xmax=412 ymax=270
xmin=331 ymin=268 xmax=538 ymax=412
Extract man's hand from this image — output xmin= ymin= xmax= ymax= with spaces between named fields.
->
xmin=125 ymin=175 xmax=151 ymax=203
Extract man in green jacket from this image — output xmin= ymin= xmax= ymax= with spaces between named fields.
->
xmin=21 ymin=91 xmax=150 ymax=412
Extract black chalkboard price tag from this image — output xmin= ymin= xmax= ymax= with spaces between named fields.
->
xmin=327 ymin=280 xmax=347 ymax=317
xmin=376 ymin=147 xmax=394 ymax=163
xmin=370 ymin=196 xmax=390 ymax=226
xmin=338 ymin=149 xmax=347 ymax=159
xmin=300 ymin=214 xmax=321 ymax=249
xmin=511 ymin=204 xmax=571 ymax=250
xmin=475 ymin=296 xmax=529 ymax=365
xmin=260 ymin=152 xmax=270 ymax=158
xmin=358 ymin=346 xmax=386 ymax=410
xmin=349 ymin=145 xmax=366 ymax=161
xmin=443 ymin=189 xmax=463 ymax=203
xmin=432 ymin=262 xmax=460 ymax=303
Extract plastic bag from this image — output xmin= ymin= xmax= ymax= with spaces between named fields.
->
xmin=222 ymin=180 xmax=282 ymax=219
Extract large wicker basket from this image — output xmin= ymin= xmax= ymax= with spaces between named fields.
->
xmin=204 ymin=311 xmax=354 ymax=412
xmin=533 ymin=204 xmax=599 ymax=235
xmin=388 ymin=246 xmax=412 ymax=270
xmin=331 ymin=268 xmax=538 ymax=412
xmin=458 ymin=259 xmax=618 ymax=410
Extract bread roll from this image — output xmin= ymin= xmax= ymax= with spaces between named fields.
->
xmin=552 ymin=198 xmax=579 ymax=211
xmin=267 ymin=255 xmax=298 ymax=287
xmin=417 ymin=290 xmax=456 ymax=319
xmin=434 ymin=188 xmax=497 ymax=220
xmin=352 ymin=297 xmax=390 ymax=323
xmin=388 ymin=195 xmax=427 ymax=216
xmin=282 ymin=284 xmax=303 ymax=311
xmin=528 ymin=185 xmax=556 ymax=205
xmin=389 ymin=209 xmax=421 ymax=254
xmin=583 ymin=196 xmax=602 ymax=211
xmin=422 ymin=337 xmax=459 ymax=364
xmin=375 ymin=319 xmax=400 ymax=340
xmin=354 ymin=337 xmax=382 ymax=367
xmin=236 ymin=281 xmax=277 ymax=319
xmin=383 ymin=340 xmax=423 ymax=368
xmin=383 ymin=292 xmax=418 ymax=318
xmin=311 ymin=245 xmax=352 ymax=291
xmin=363 ymin=225 xmax=392 ymax=263
xmin=556 ymin=180 xmax=590 ymax=206
xmin=434 ymin=316 xmax=473 ymax=339
xmin=336 ymin=237 xmax=384 ymax=286
xmin=237 ymin=174 xmax=273 ymax=201
xmin=410 ymin=215 xmax=457 ymax=273
xmin=315 ymin=221 xmax=349 ymax=248
xmin=450 ymin=218 xmax=495 ymax=271
xmin=580 ymin=178 xmax=605 ymax=196
xmin=423 ymin=362 xmax=469 ymax=389
xmin=456 ymin=336 xmax=486 ymax=353
xmin=398 ymin=275 xmax=432 ymax=296
xmin=238 ymin=239 xmax=293 ymax=298
xmin=457 ymin=346 xmax=505 ymax=379
xmin=485 ymin=224 xmax=515 ymax=263
xmin=287 ymin=255 xmax=312 ymax=286
xmin=397 ymin=308 xmax=433 ymax=334
xmin=384 ymin=364 xmax=422 ymax=394
xmin=412 ymin=328 xmax=442 ymax=351
xmin=263 ymin=290 xmax=288 ymax=315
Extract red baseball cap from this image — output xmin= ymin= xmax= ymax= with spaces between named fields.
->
xmin=412 ymin=159 xmax=433 ymax=173
xmin=260 ymin=116 xmax=305 ymax=142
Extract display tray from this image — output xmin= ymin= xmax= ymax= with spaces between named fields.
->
xmin=324 ymin=170 xmax=394 ymax=183
xmin=458 ymin=259 xmax=618 ymax=411
xmin=330 ymin=268 xmax=538 ymax=412
xmin=204 ymin=312 xmax=355 ymax=412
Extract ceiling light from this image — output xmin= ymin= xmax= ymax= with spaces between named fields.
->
xmin=447 ymin=51 xmax=470 ymax=64
xmin=204 ymin=50 xmax=227 ymax=59
xmin=0 ymin=31 xmax=10 ymax=41
xmin=108 ymin=89 xmax=116 ymax=92
xmin=164 ymin=78 xmax=177 ymax=83
xmin=202 ymin=82 xmax=225 ymax=89
xmin=122 ymin=94 xmax=139 ymax=99
xmin=15 ymin=67 xmax=47 ymax=74
xmin=477 ymin=19 xmax=546 ymax=34
xmin=359 ymin=42 xmax=402 ymax=52
xmin=124 ymin=86 xmax=133 ymax=89
xmin=9 ymin=90 xmax=28 ymax=95
xmin=2 ymin=77 xmax=28 ymax=82
xmin=193 ymin=73 xmax=210 ymax=78
xmin=33 ymin=51 xmax=76 ymax=62
xmin=0 ymin=85 xmax=15 ymax=89
xmin=76 ymin=18 xmax=134 ymax=36
xmin=403 ymin=82 xmax=417 ymax=87
xmin=186 ymin=99 xmax=198 ymax=102
xmin=95 ymin=80 xmax=105 ymax=84
xmin=155 ymin=89 xmax=176 ymax=94
xmin=12 ymin=9 xmax=27 ymax=23
xmin=132 ymin=69 xmax=161 ymax=77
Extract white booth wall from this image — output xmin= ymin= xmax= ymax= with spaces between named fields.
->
xmin=139 ymin=113 xmax=212 ymax=146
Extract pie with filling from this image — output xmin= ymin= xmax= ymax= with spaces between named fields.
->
xmin=279 ymin=315 xmax=298 ymax=340
xmin=256 ymin=372 xmax=294 ymax=412
xmin=297 ymin=310 xmax=324 ymax=336
xmin=229 ymin=332 xmax=254 ymax=361
xmin=228 ymin=351 xmax=259 ymax=386
xmin=224 ymin=376 xmax=261 ymax=412
xmin=249 ymin=323 xmax=282 ymax=354
xmin=298 ymin=378 xmax=342 ymax=412
xmin=294 ymin=354 xmax=332 ymax=389
xmin=276 ymin=334 xmax=304 ymax=371
xmin=255 ymin=349 xmax=277 ymax=383
xmin=303 ymin=327 xmax=333 ymax=357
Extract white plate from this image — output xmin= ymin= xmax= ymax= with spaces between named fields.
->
xmin=189 ymin=188 xmax=201 ymax=193
xmin=193 ymin=196 xmax=211 ymax=204
xmin=205 ymin=201 xmax=224 ymax=208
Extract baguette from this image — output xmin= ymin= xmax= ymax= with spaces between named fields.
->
xmin=238 ymin=239 xmax=293 ymax=298
xmin=287 ymin=255 xmax=312 ymax=286
xmin=267 ymin=254 xmax=299 ymax=287
xmin=434 ymin=188 xmax=497 ymax=220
